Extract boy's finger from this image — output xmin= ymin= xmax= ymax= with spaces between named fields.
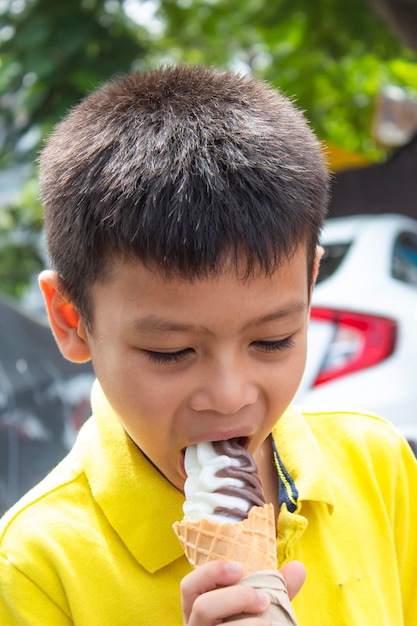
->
xmin=181 ymin=561 xmax=243 ymax=622
xmin=279 ymin=561 xmax=306 ymax=600
xmin=186 ymin=583 xmax=270 ymax=625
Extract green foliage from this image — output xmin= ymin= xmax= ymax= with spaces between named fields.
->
xmin=155 ymin=0 xmax=417 ymax=159
xmin=0 ymin=178 xmax=44 ymax=298
xmin=1 ymin=0 xmax=417 ymax=300
xmin=0 ymin=0 xmax=149 ymax=168
xmin=0 ymin=0 xmax=150 ymax=299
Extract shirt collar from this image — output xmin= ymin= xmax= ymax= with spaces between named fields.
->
xmin=77 ymin=381 xmax=185 ymax=573
xmin=78 ymin=383 xmax=334 ymax=573
xmin=271 ymin=404 xmax=335 ymax=512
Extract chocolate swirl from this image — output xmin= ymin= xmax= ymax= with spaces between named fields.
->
xmin=212 ymin=438 xmax=265 ymax=520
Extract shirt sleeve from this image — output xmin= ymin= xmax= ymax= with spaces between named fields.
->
xmin=0 ymin=556 xmax=72 ymax=626
xmin=394 ymin=437 xmax=417 ymax=624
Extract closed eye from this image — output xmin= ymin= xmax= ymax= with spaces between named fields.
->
xmin=142 ymin=348 xmax=193 ymax=365
xmin=252 ymin=336 xmax=295 ymax=352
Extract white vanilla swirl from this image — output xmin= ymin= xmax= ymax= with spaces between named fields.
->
xmin=183 ymin=439 xmax=265 ymax=523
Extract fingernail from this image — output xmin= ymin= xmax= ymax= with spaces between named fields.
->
xmin=257 ymin=591 xmax=269 ymax=609
xmin=226 ymin=562 xmax=243 ymax=574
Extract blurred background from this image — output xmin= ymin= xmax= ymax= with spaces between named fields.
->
xmin=1 ymin=0 xmax=417 ymax=513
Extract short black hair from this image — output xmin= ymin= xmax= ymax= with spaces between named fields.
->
xmin=39 ymin=65 xmax=329 ymax=327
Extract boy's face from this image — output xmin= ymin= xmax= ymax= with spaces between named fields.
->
xmin=70 ymin=246 xmax=315 ymax=492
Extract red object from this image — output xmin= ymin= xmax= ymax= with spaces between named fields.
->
xmin=310 ymin=308 xmax=397 ymax=386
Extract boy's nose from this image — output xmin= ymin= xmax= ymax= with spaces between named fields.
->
xmin=190 ymin=363 xmax=258 ymax=415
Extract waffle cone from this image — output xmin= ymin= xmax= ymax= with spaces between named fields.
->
xmin=173 ymin=503 xmax=277 ymax=575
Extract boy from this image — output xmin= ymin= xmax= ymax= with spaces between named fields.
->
xmin=0 ymin=65 xmax=416 ymax=625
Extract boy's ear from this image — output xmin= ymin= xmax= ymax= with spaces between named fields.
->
xmin=309 ymin=245 xmax=324 ymax=300
xmin=313 ymin=245 xmax=324 ymax=284
xmin=38 ymin=270 xmax=91 ymax=363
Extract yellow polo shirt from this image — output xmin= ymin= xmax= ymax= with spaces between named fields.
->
xmin=0 ymin=382 xmax=416 ymax=625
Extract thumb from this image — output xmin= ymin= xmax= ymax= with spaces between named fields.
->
xmin=279 ymin=561 xmax=306 ymax=600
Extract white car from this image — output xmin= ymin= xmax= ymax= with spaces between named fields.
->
xmin=295 ymin=213 xmax=417 ymax=454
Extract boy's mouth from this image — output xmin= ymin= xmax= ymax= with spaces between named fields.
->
xmin=183 ymin=435 xmax=250 ymax=451
xmin=180 ymin=436 xmax=250 ymax=476
xmin=218 ymin=435 xmax=250 ymax=449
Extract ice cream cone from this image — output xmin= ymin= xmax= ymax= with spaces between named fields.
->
xmin=173 ymin=502 xmax=277 ymax=576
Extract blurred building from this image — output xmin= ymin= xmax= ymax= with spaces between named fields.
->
xmin=326 ymin=86 xmax=417 ymax=221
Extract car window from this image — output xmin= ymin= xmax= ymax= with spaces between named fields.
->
xmin=316 ymin=242 xmax=351 ymax=284
xmin=392 ymin=231 xmax=417 ymax=286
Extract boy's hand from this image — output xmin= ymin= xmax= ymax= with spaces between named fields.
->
xmin=181 ymin=561 xmax=306 ymax=625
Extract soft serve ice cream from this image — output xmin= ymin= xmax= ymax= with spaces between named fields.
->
xmin=182 ymin=439 xmax=266 ymax=523
xmin=173 ymin=437 xmax=277 ymax=573
xmin=173 ymin=437 xmax=299 ymax=624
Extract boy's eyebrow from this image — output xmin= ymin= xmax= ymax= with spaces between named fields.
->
xmin=132 ymin=302 xmax=308 ymax=334
xmin=246 ymin=301 xmax=308 ymax=329
xmin=132 ymin=317 xmax=202 ymax=333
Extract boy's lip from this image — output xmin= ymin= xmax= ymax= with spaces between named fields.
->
xmin=187 ymin=426 xmax=254 ymax=447
xmin=180 ymin=434 xmax=252 ymax=476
